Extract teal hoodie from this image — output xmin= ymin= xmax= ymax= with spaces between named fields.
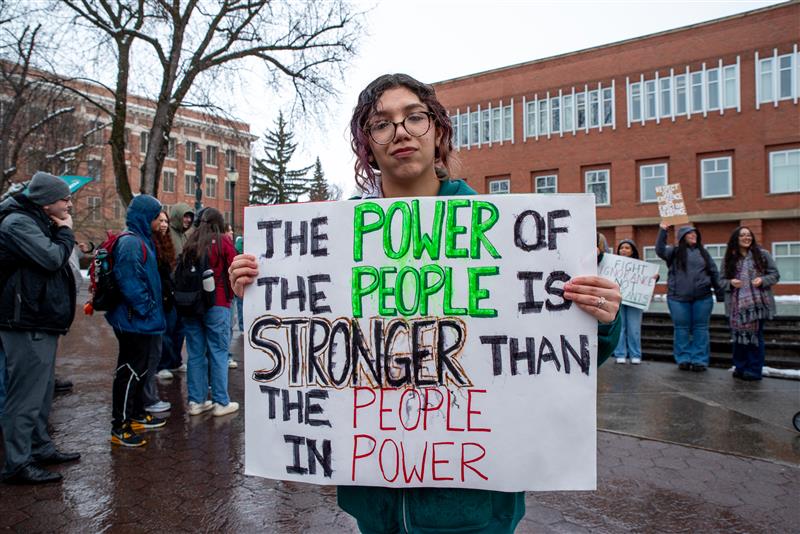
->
xmin=338 ymin=179 xmax=620 ymax=533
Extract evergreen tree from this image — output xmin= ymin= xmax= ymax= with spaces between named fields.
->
xmin=308 ymin=157 xmax=330 ymax=201
xmin=250 ymin=112 xmax=312 ymax=204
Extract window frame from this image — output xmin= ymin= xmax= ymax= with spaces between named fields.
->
xmin=139 ymin=131 xmax=149 ymax=155
xmin=534 ymin=174 xmax=558 ymax=194
xmin=488 ymin=178 xmax=510 ymax=194
xmin=167 ymin=137 xmax=177 ymax=158
xmin=185 ymin=173 xmax=196 ymax=196
xmin=643 ymin=246 xmax=667 ymax=284
xmin=639 ymin=162 xmax=668 ymax=203
xmin=772 ymin=241 xmax=800 ymax=283
xmin=769 ymin=148 xmax=800 ymax=193
xmin=205 ymin=175 xmax=217 ymax=198
xmin=185 ymin=140 xmax=199 ymax=163
xmin=700 ymin=156 xmax=733 ymax=199
xmin=162 ymin=169 xmax=176 ymax=193
xmin=585 ymin=168 xmax=611 ymax=206
xmin=88 ymin=196 xmax=102 ymax=223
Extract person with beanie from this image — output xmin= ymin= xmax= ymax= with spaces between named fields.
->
xmin=613 ymin=239 xmax=645 ymax=364
xmin=0 ymin=171 xmax=81 ymax=484
xmin=656 ymin=222 xmax=723 ymax=372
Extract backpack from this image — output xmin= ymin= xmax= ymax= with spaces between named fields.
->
xmin=173 ymin=251 xmax=214 ymax=318
xmin=86 ymin=231 xmax=146 ymax=314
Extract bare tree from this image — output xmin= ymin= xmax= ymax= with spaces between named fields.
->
xmin=57 ymin=0 xmax=360 ymax=206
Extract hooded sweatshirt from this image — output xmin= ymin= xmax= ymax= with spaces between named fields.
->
xmin=616 ymin=239 xmax=640 ymax=259
xmin=656 ymin=226 xmax=721 ymax=302
xmin=169 ymin=202 xmax=195 ymax=258
xmin=105 ymin=195 xmax=166 ymax=335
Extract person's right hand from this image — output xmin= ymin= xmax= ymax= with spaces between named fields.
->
xmin=229 ymin=253 xmax=258 ymax=298
xmin=731 ymin=278 xmax=743 ymax=288
xmin=659 ymin=221 xmax=671 ymax=230
xmin=51 ymin=213 xmax=73 ymax=229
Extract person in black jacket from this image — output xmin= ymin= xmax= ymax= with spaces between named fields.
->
xmin=656 ymin=222 xmax=723 ymax=372
xmin=0 ymin=172 xmax=81 ymax=484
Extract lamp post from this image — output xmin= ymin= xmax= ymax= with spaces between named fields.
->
xmin=227 ymin=169 xmax=239 ymax=232
xmin=194 ymin=148 xmax=203 ymax=213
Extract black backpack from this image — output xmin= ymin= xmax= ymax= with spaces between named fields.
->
xmin=173 ymin=251 xmax=214 ymax=318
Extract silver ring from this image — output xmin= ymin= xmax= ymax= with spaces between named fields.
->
xmin=595 ymin=296 xmax=607 ymax=309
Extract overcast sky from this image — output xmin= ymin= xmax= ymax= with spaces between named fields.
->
xmin=234 ymin=0 xmax=785 ymax=197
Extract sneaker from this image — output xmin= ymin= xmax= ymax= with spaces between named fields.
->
xmin=690 ymin=364 xmax=707 ymax=373
xmin=145 ymin=400 xmax=171 ymax=413
xmin=678 ymin=362 xmax=691 ymax=371
xmin=111 ymin=427 xmax=147 ymax=447
xmin=188 ymin=400 xmax=214 ymax=416
xmin=630 ymin=357 xmax=642 ymax=365
xmin=130 ymin=414 xmax=167 ymax=430
xmin=156 ymin=369 xmax=174 ymax=380
xmin=212 ymin=401 xmax=239 ymax=417
xmin=172 ymin=363 xmax=187 ymax=373
xmin=228 ymin=358 xmax=238 ymax=369
xmin=615 ymin=357 xmax=626 ymax=364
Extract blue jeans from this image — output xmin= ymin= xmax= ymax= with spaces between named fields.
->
xmin=614 ymin=305 xmax=643 ymax=359
xmin=667 ymin=296 xmax=713 ymax=366
xmin=732 ymin=320 xmax=765 ymax=379
xmin=234 ymin=296 xmax=244 ymax=332
xmin=184 ymin=306 xmax=231 ymax=405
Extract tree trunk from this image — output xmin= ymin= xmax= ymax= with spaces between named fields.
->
xmin=110 ymin=37 xmax=133 ymax=207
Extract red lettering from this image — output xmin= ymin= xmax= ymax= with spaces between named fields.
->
xmin=461 ymin=442 xmax=488 ymax=481
xmin=401 ymin=441 xmax=428 ymax=483
xmin=379 ymin=388 xmax=396 ymax=431
xmin=445 ymin=388 xmax=464 ymax=432
xmin=422 ymin=387 xmax=444 ymax=430
xmin=378 ymin=439 xmax=399 ymax=482
xmin=399 ymin=388 xmax=421 ymax=431
xmin=353 ymin=387 xmax=376 ymax=428
xmin=351 ymin=434 xmax=376 ymax=481
xmin=467 ymin=389 xmax=491 ymax=432
xmin=431 ymin=441 xmax=455 ymax=481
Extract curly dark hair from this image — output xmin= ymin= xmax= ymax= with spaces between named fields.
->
xmin=723 ymin=226 xmax=767 ymax=279
xmin=152 ymin=221 xmax=176 ymax=271
xmin=350 ymin=73 xmax=457 ymax=193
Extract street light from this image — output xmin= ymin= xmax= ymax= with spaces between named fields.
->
xmin=227 ymin=169 xmax=239 ymax=232
xmin=194 ymin=148 xmax=203 ymax=213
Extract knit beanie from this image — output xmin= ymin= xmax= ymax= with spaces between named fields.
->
xmin=26 ymin=172 xmax=71 ymax=206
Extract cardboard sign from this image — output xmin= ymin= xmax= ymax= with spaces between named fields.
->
xmin=243 ymin=194 xmax=599 ymax=492
xmin=655 ymin=183 xmax=689 ymax=226
xmin=598 ymin=253 xmax=659 ymax=310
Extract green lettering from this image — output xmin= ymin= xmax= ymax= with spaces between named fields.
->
xmin=395 ymin=266 xmax=420 ymax=316
xmin=444 ymin=199 xmax=469 ymax=259
xmin=384 ymin=201 xmax=412 ymax=259
xmin=419 ymin=265 xmax=445 ymax=315
xmin=443 ymin=266 xmax=467 ymax=315
xmin=412 ymin=199 xmax=443 ymax=260
xmin=353 ymin=202 xmax=384 ymax=262
xmin=470 ymin=201 xmax=501 ymax=259
xmin=468 ymin=266 xmax=499 ymax=317
xmin=379 ymin=267 xmax=397 ymax=316
xmin=351 ymin=266 xmax=379 ymax=318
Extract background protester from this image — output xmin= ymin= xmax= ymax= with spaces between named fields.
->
xmin=228 ymin=73 xmax=621 ymax=533
xmin=614 ymin=239 xmax=644 ymax=364
xmin=656 ymin=222 xmax=722 ymax=372
xmin=165 ymin=203 xmax=194 ymax=374
xmin=106 ymin=195 xmax=167 ymax=447
xmin=720 ymin=226 xmax=780 ymax=381
xmin=233 ymin=235 xmax=244 ymax=333
xmin=0 ymin=171 xmax=81 ymax=484
xmin=180 ymin=207 xmax=238 ymax=417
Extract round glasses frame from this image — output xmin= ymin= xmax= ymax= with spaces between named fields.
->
xmin=365 ymin=111 xmax=435 ymax=145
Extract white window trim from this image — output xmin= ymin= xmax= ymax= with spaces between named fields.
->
xmin=643 ymin=246 xmax=667 ymax=284
xmin=534 ymin=174 xmax=558 ymax=194
xmin=488 ymin=178 xmax=510 ymax=194
xmin=700 ymin=156 xmax=733 ymax=199
xmin=769 ymin=148 xmax=800 ymax=193
xmin=639 ymin=163 xmax=668 ymax=203
xmin=585 ymin=169 xmax=611 ymax=207
xmin=162 ymin=169 xmax=176 ymax=193
xmin=772 ymin=241 xmax=800 ymax=283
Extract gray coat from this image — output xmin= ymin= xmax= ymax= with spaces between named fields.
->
xmin=718 ymin=249 xmax=780 ymax=318
xmin=656 ymin=226 xmax=722 ymax=302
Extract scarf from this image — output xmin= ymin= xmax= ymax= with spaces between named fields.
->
xmin=730 ymin=250 xmax=771 ymax=345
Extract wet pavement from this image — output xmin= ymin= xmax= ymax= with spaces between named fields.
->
xmin=1 ymin=301 xmax=799 ymax=533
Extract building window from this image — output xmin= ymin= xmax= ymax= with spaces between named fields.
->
xmin=550 ymin=98 xmax=561 ymax=133
xmin=535 ymin=174 xmax=557 ymax=194
xmin=480 ymin=109 xmax=490 ymax=144
xmin=89 ymin=120 xmax=104 ymax=145
xmin=690 ymin=72 xmax=703 ymax=113
xmin=206 ymin=145 xmax=218 ymax=166
xmin=576 ymin=93 xmax=586 ymax=128
xmin=675 ymin=74 xmax=688 ymax=114
xmin=451 ymin=115 xmax=459 ymax=148
xmin=469 ymin=110 xmax=479 ymax=146
xmin=87 ymin=159 xmax=102 ymax=181
xmin=140 ymin=132 xmax=149 ymax=154
xmin=585 ymin=169 xmax=610 ymax=206
xmin=502 ymin=105 xmax=513 ymax=140
xmin=706 ymin=68 xmax=720 ymax=110
xmin=630 ymin=83 xmax=642 ymax=122
xmin=525 ymin=102 xmax=537 ymax=137
xmin=225 ymin=179 xmax=235 ymax=201
xmin=88 ymin=196 xmax=101 ymax=222
xmin=602 ymin=88 xmax=613 ymax=125
xmin=773 ymin=242 xmax=800 ymax=283
xmin=185 ymin=173 xmax=196 ymax=196
xmin=205 ymin=175 xmax=217 ymax=198
xmin=224 ymin=211 xmax=233 ymax=225
xmin=113 ymin=199 xmax=124 ymax=220
xmin=640 ymin=163 xmax=668 ymax=203
xmin=162 ymin=170 xmax=176 ymax=193
xmin=185 ymin=141 xmax=198 ymax=162
xmin=759 ymin=52 xmax=798 ymax=103
xmin=538 ymin=100 xmax=549 ymax=136
xmin=563 ymin=95 xmax=575 ymax=131
xmin=644 ymin=80 xmax=656 ymax=119
xmin=588 ymin=90 xmax=600 ymax=127
xmin=700 ymin=156 xmax=732 ymax=198
xmin=704 ymin=244 xmax=726 ymax=272
xmin=769 ymin=149 xmax=800 ymax=193
xmin=459 ymin=114 xmax=469 ymax=146
xmin=659 ymin=78 xmax=671 ymax=117
xmin=167 ymin=137 xmax=177 ymax=158
xmin=488 ymin=178 xmax=510 ymax=194
xmin=643 ymin=246 xmax=667 ymax=284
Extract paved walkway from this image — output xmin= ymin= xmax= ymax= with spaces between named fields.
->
xmin=1 ymin=306 xmax=798 ymax=532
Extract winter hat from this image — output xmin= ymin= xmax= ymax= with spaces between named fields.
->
xmin=26 ymin=172 xmax=70 ymax=206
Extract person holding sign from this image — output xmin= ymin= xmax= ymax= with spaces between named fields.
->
xmin=720 ymin=227 xmax=780 ymax=381
xmin=656 ymin=222 xmax=722 ymax=372
xmin=613 ymin=239 xmax=644 ymax=364
xmin=230 ymin=73 xmax=621 ymax=533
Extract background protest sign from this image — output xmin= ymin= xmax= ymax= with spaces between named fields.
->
xmin=655 ymin=183 xmax=690 ymax=226
xmin=242 ymin=193 xmax=598 ymax=492
xmin=598 ymin=253 xmax=659 ymax=310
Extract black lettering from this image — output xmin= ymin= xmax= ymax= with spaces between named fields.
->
xmin=281 ymin=276 xmax=307 ymax=311
xmin=257 ymin=277 xmax=280 ymax=310
xmin=251 ymin=316 xmax=284 ymax=382
xmin=311 ymin=217 xmax=329 ymax=257
xmin=306 ymin=438 xmax=333 ymax=477
xmin=517 ymin=271 xmax=544 ymax=313
xmin=307 ymin=318 xmax=331 ymax=386
xmin=547 ymin=210 xmax=570 ymax=250
xmin=537 ymin=336 xmax=561 ymax=373
xmin=561 ymin=334 xmax=590 ymax=375
xmin=351 ymin=319 xmax=382 ymax=386
xmin=283 ymin=318 xmax=307 ymax=385
xmin=282 ymin=388 xmax=304 ymax=423
xmin=510 ymin=337 xmax=536 ymax=375
xmin=284 ymin=434 xmax=308 ymax=475
xmin=545 ymin=271 xmax=572 ymax=311
xmin=385 ymin=320 xmax=411 ymax=387
xmin=328 ymin=320 xmax=352 ymax=387
xmin=437 ymin=319 xmax=467 ymax=385
xmin=308 ymin=274 xmax=331 ymax=314
xmin=514 ymin=210 xmax=546 ymax=251
xmin=259 ymin=385 xmax=281 ymax=419
xmin=305 ymin=390 xmax=331 ymax=428
xmin=480 ymin=335 xmax=507 ymax=376
xmin=284 ymin=220 xmax=309 ymax=256
xmin=412 ymin=319 xmax=437 ymax=386
xmin=257 ymin=220 xmax=282 ymax=258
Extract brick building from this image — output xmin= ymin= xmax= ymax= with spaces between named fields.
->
xmin=433 ymin=2 xmax=799 ymax=294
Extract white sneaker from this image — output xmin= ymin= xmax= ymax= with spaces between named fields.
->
xmin=172 ymin=364 xmax=187 ymax=373
xmin=188 ymin=400 xmax=214 ymax=416
xmin=228 ymin=358 xmax=238 ymax=369
xmin=615 ymin=357 xmax=627 ymax=364
xmin=145 ymin=400 xmax=171 ymax=413
xmin=630 ymin=357 xmax=642 ymax=365
xmin=156 ymin=369 xmax=174 ymax=379
xmin=213 ymin=401 xmax=240 ymax=417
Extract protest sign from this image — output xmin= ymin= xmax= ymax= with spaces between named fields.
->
xmin=243 ymin=194 xmax=598 ymax=492
xmin=598 ymin=253 xmax=659 ymax=310
xmin=655 ymin=183 xmax=690 ymax=226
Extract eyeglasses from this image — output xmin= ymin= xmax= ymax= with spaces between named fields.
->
xmin=365 ymin=111 xmax=434 ymax=145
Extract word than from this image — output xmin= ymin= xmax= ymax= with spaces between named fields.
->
xmin=249 ymin=316 xmax=471 ymax=388
xmin=479 ymin=334 xmax=591 ymax=375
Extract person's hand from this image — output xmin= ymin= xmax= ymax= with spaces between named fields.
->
xmin=51 ymin=213 xmax=73 ymax=229
xmin=659 ymin=221 xmax=671 ymax=230
xmin=78 ymin=241 xmax=93 ymax=253
xmin=752 ymin=277 xmax=763 ymax=288
xmin=731 ymin=278 xmax=743 ymax=288
xmin=229 ymin=253 xmax=258 ymax=298
xmin=564 ymin=275 xmax=621 ymax=324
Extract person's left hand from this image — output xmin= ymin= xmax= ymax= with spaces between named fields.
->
xmin=752 ymin=277 xmax=763 ymax=287
xmin=564 ymin=275 xmax=621 ymax=324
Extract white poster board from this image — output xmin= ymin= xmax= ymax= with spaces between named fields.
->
xmin=598 ymin=253 xmax=659 ymax=310
xmin=655 ymin=183 xmax=690 ymax=226
xmin=243 ymin=193 xmax=598 ymax=492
